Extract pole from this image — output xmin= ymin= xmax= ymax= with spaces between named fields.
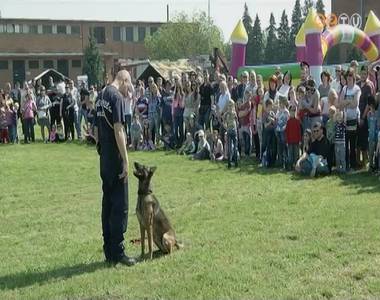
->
xmin=208 ymin=0 xmax=210 ymax=23
xmin=167 ymin=4 xmax=169 ymax=22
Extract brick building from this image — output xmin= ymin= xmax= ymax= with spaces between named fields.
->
xmin=0 ymin=18 xmax=162 ymax=85
xmin=329 ymin=0 xmax=380 ymax=62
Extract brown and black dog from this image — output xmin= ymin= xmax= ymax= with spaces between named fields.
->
xmin=133 ymin=162 xmax=182 ymax=259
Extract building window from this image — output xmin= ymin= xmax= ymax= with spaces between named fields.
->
xmin=150 ymin=26 xmax=158 ymax=35
xmin=57 ymin=25 xmax=67 ymax=34
xmin=43 ymin=25 xmax=53 ymax=34
xmin=71 ymin=25 xmax=80 ymax=35
xmin=72 ymin=60 xmax=82 ymax=68
xmin=125 ymin=26 xmax=133 ymax=41
xmin=43 ymin=60 xmax=54 ymax=69
xmin=6 ymin=24 xmax=14 ymax=33
xmin=93 ymin=26 xmax=105 ymax=44
xmin=138 ymin=27 xmax=146 ymax=42
xmin=113 ymin=26 xmax=121 ymax=41
xmin=22 ymin=24 xmax=29 ymax=33
xmin=0 ymin=24 xmax=4 ymax=33
xmin=29 ymin=25 xmax=38 ymax=34
xmin=29 ymin=60 xmax=39 ymax=69
xmin=0 ymin=60 xmax=9 ymax=70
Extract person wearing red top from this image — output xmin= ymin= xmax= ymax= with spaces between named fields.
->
xmin=237 ymin=90 xmax=252 ymax=157
xmin=286 ymin=105 xmax=302 ymax=170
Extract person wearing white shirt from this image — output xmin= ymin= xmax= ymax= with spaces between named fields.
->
xmin=69 ymin=80 xmax=81 ymax=139
xmin=331 ymin=65 xmax=342 ymax=94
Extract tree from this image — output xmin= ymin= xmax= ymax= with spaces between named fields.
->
xmin=242 ymin=3 xmax=255 ymax=65
xmin=302 ymin=0 xmax=314 ymax=20
xmin=290 ymin=0 xmax=303 ymax=60
xmin=83 ymin=33 xmax=104 ymax=86
xmin=348 ymin=47 xmax=364 ymax=62
xmin=145 ymin=12 xmax=224 ymax=60
xmin=250 ymin=14 xmax=265 ymax=65
xmin=265 ymin=13 xmax=278 ymax=64
xmin=277 ymin=10 xmax=291 ymax=63
xmin=316 ymin=0 xmax=326 ymax=16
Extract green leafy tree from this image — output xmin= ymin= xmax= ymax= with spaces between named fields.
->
xmin=265 ymin=13 xmax=278 ymax=64
xmin=316 ymin=0 xmax=326 ymax=16
xmin=302 ymin=0 xmax=314 ymax=20
xmin=277 ymin=10 xmax=291 ymax=63
xmin=242 ymin=3 xmax=254 ymax=65
xmin=83 ymin=33 xmax=104 ymax=86
xmin=348 ymin=47 xmax=364 ymax=62
xmin=250 ymin=14 xmax=265 ymax=65
xmin=290 ymin=0 xmax=303 ymax=60
xmin=145 ymin=12 xmax=224 ymax=60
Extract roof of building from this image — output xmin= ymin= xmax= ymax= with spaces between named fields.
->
xmin=137 ymin=59 xmax=196 ymax=82
xmin=0 ymin=17 xmax=163 ymax=25
xmin=0 ymin=52 xmax=118 ymax=57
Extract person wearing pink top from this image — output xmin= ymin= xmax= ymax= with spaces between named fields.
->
xmin=21 ymin=93 xmax=37 ymax=143
xmin=172 ymin=80 xmax=185 ymax=147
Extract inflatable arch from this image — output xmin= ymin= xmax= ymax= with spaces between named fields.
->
xmin=296 ymin=8 xmax=380 ymax=85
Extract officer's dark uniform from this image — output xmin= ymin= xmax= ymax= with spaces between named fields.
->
xmin=95 ymin=85 xmax=129 ymax=262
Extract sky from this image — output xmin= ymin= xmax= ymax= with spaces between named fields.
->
xmin=0 ymin=0 xmax=331 ymax=41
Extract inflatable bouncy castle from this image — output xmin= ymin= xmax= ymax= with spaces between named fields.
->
xmin=296 ymin=8 xmax=380 ymax=85
xmin=230 ymin=8 xmax=380 ymax=85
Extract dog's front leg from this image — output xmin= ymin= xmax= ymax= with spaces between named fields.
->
xmin=147 ymin=223 xmax=153 ymax=260
xmin=139 ymin=223 xmax=145 ymax=258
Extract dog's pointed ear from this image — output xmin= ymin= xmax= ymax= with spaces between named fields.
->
xmin=149 ymin=166 xmax=157 ymax=174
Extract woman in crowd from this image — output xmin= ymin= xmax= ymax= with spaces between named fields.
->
xmin=357 ymin=65 xmax=375 ymax=168
xmin=339 ymin=68 xmax=361 ymax=170
xmin=172 ymin=79 xmax=185 ymax=147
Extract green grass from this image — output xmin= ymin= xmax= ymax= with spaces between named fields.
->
xmin=1 ymin=142 xmax=380 ymax=300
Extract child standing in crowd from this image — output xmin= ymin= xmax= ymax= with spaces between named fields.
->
xmin=238 ymin=90 xmax=252 ymax=158
xmin=148 ymin=83 xmax=161 ymax=146
xmin=223 ymin=99 xmax=238 ymax=168
xmin=334 ymin=110 xmax=346 ymax=173
xmin=130 ymin=115 xmax=143 ymax=151
xmin=367 ymin=97 xmax=378 ymax=171
xmin=6 ymin=101 xmax=18 ymax=144
xmin=22 ymin=93 xmax=37 ymax=143
xmin=285 ymin=105 xmax=301 ymax=170
xmin=255 ymin=87 xmax=265 ymax=159
xmin=211 ymin=130 xmax=224 ymax=161
xmin=326 ymin=106 xmax=336 ymax=145
xmin=276 ymin=96 xmax=290 ymax=169
xmin=262 ymin=99 xmax=276 ymax=167
xmin=0 ymin=97 xmax=8 ymax=143
xmin=37 ymin=86 xmax=52 ymax=143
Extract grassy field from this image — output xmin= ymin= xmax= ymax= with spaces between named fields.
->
xmin=1 ymin=142 xmax=380 ymax=300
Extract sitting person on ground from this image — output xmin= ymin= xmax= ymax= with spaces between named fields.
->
xmin=211 ymin=130 xmax=224 ymax=161
xmin=192 ymin=129 xmax=211 ymax=160
xmin=295 ymin=122 xmax=332 ymax=177
xmin=178 ymin=132 xmax=196 ymax=155
xmin=161 ymin=123 xmax=175 ymax=151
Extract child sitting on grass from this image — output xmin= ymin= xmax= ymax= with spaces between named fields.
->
xmin=178 ymin=132 xmax=195 ymax=155
xmin=192 ymin=130 xmax=211 ymax=160
xmin=211 ymin=130 xmax=224 ymax=161
xmin=161 ymin=124 xmax=175 ymax=151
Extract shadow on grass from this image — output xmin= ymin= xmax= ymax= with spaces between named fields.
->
xmin=0 ymin=261 xmax=107 ymax=291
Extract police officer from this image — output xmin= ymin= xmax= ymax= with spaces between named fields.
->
xmin=94 ymin=70 xmax=136 ymax=266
